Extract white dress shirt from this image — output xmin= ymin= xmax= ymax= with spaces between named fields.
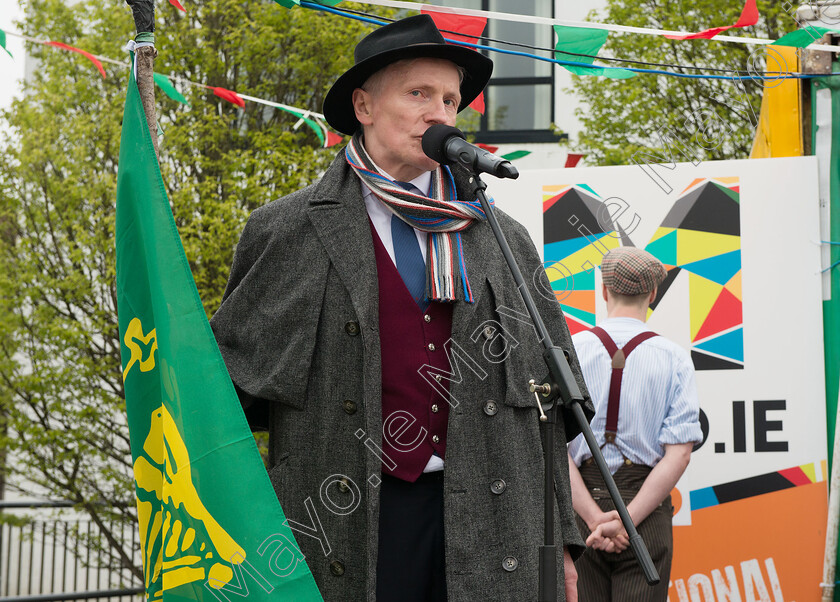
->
xmin=568 ymin=317 xmax=702 ymax=474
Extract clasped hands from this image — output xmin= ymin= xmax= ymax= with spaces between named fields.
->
xmin=586 ymin=510 xmax=630 ymax=553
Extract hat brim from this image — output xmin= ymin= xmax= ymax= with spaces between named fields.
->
xmin=323 ymin=43 xmax=493 ymax=136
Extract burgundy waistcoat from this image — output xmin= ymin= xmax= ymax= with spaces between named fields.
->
xmin=370 ymin=223 xmax=453 ymax=483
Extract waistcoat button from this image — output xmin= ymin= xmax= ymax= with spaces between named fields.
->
xmin=342 ymin=400 xmax=357 ymax=414
xmin=345 ymin=321 xmax=360 ymax=336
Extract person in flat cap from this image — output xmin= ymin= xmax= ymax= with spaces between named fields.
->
xmin=211 ymin=14 xmax=593 ymax=602
xmin=566 ymin=246 xmax=702 ymax=601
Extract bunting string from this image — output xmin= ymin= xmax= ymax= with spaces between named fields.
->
xmin=343 ymin=0 xmax=840 ymax=52
xmin=0 ymin=28 xmax=337 ymax=147
xmin=3 ymin=0 xmax=840 ymax=154
xmin=300 ymin=2 xmax=840 ymax=82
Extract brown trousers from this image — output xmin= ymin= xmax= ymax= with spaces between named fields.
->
xmin=575 ymin=462 xmax=673 ymax=602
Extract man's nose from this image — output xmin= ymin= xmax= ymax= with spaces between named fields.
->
xmin=425 ymin=97 xmax=452 ymax=124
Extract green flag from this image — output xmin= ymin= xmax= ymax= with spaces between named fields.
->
xmin=553 ymin=25 xmax=635 ymax=79
xmin=0 ymin=29 xmax=13 ymax=59
xmin=771 ymin=26 xmax=840 ymax=48
xmin=154 ymin=72 xmax=190 ymax=106
xmin=116 ymin=59 xmax=323 ymax=601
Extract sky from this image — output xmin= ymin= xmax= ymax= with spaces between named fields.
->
xmin=0 ymin=0 xmax=25 ymax=112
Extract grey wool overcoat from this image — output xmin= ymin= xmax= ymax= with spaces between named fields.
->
xmin=210 ymin=149 xmax=595 ymax=602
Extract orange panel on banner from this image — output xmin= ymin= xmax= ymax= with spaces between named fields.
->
xmin=671 ymin=481 xmax=827 ymax=601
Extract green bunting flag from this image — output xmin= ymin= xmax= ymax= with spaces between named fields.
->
xmin=771 ymin=26 xmax=840 ymax=48
xmin=501 ymin=150 xmax=531 ymax=161
xmin=553 ymin=25 xmax=635 ymax=79
xmin=116 ymin=58 xmax=323 ymax=601
xmin=0 ymin=30 xmax=12 ymax=59
xmin=154 ymin=72 xmax=190 ymax=106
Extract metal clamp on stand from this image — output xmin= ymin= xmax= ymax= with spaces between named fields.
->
xmin=529 ymin=379 xmax=552 ymax=422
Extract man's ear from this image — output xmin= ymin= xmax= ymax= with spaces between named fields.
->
xmin=602 ymin=283 xmax=609 ymax=303
xmin=352 ymin=88 xmax=374 ymax=126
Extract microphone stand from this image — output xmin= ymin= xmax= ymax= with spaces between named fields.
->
xmin=465 ymin=173 xmax=659 ymax=601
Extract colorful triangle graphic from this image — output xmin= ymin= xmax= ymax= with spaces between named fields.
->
xmin=725 ymin=270 xmax=742 ymax=301
xmin=675 ymin=230 xmax=741 ymax=266
xmin=646 ymin=230 xmax=678 ymax=266
xmin=682 ymin=250 xmax=742 ymax=285
xmin=543 ymin=188 xmax=572 ymax=212
xmin=694 ymin=287 xmax=743 ymax=342
xmin=689 ymin=275 xmax=724 ymax=340
xmin=694 ymin=327 xmax=744 ymax=363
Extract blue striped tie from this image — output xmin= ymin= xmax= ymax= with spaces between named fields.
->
xmin=391 ymin=182 xmax=427 ymax=309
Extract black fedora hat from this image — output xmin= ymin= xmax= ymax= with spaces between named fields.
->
xmin=323 ymin=14 xmax=493 ymax=135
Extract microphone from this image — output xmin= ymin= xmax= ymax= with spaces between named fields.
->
xmin=422 ymin=124 xmax=519 ymax=180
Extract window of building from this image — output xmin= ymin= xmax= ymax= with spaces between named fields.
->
xmin=426 ymin=0 xmax=561 ymax=143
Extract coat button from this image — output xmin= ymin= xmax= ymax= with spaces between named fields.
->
xmin=424 ymin=314 xmax=431 ymax=323
xmin=342 ymin=399 xmax=357 ymax=415
xmin=502 ymin=556 xmax=518 ymax=572
xmin=345 ymin=321 xmax=360 ymax=336
xmin=428 ymin=343 xmax=436 ymax=351
xmin=432 ymin=435 xmax=440 ymax=443
xmin=483 ymin=325 xmax=494 ymax=340
xmin=330 ymin=560 xmax=345 ymax=576
xmin=483 ymin=400 xmax=498 ymax=416
xmin=338 ymin=478 xmax=351 ymax=493
xmin=431 ymin=404 xmax=439 ymax=413
xmin=491 ymin=479 xmax=506 ymax=495
xmin=434 ymin=374 xmax=442 ymax=382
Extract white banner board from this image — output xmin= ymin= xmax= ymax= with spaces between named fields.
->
xmin=490 ymin=156 xmax=827 ymax=601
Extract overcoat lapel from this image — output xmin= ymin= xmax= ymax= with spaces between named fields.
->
xmin=306 ymin=153 xmax=379 ymax=333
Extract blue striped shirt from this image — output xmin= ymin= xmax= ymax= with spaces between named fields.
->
xmin=568 ymin=318 xmax=702 ymax=474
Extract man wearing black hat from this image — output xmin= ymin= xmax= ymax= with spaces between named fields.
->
xmin=567 ymin=247 xmax=702 ymax=601
xmin=212 ymin=14 xmax=592 ymax=602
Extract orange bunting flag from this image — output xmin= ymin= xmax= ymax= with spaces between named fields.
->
xmin=665 ymin=0 xmax=758 ymax=40
xmin=422 ymin=9 xmax=488 ymax=114
xmin=45 ymin=41 xmax=106 ymax=78
xmin=212 ymin=87 xmax=245 ymax=107
xmin=325 ymin=131 xmax=344 ymax=148
xmin=169 ymin=0 xmax=186 ymax=12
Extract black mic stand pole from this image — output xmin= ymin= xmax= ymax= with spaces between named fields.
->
xmin=465 ymin=174 xmax=659 ymax=602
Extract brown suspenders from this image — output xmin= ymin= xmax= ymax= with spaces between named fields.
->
xmin=589 ymin=327 xmax=659 ymax=445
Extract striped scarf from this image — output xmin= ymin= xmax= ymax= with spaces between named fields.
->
xmin=345 ymin=134 xmax=488 ymax=303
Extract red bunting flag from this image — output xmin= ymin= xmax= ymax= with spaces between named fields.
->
xmin=212 ymin=87 xmax=245 ymax=107
xmin=565 ymin=153 xmax=585 ymax=168
xmin=476 ymin=143 xmax=499 ymax=153
xmin=665 ymin=0 xmax=758 ymax=40
xmin=45 ymin=41 xmax=106 ymax=78
xmin=325 ymin=131 xmax=344 ymax=148
xmin=422 ymin=9 xmax=488 ymax=114
xmin=169 ymin=0 xmax=186 ymax=12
